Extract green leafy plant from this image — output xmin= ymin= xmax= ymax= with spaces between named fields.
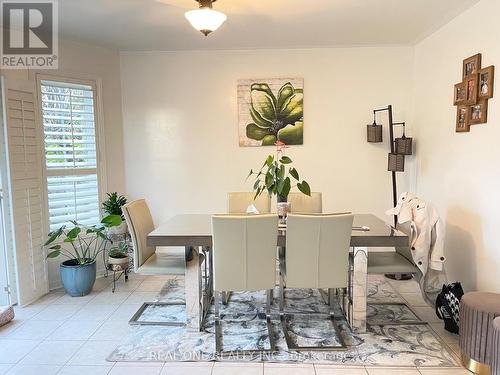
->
xmin=44 ymin=215 xmax=122 ymax=265
xmin=102 ymin=192 xmax=127 ymax=219
xmin=248 ymin=142 xmax=311 ymax=202
xmin=245 ymin=82 xmax=303 ymax=146
xmin=108 ymin=242 xmax=130 ymax=259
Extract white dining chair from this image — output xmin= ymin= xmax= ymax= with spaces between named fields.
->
xmin=363 ymin=222 xmax=423 ymax=325
xmin=287 ymin=192 xmax=322 ymax=213
xmin=122 ymin=199 xmax=190 ymax=326
xmin=281 ymin=213 xmax=353 ymax=349
xmin=227 ymin=192 xmax=271 ymax=214
xmin=212 ymin=214 xmax=278 ymax=354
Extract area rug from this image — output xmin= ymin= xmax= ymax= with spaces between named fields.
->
xmin=107 ymin=275 xmax=460 ymax=367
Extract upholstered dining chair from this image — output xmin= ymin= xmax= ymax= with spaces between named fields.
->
xmin=281 ymin=213 xmax=353 ymax=349
xmin=227 ymin=192 xmax=271 ymax=214
xmin=287 ymin=192 xmax=322 ymax=213
xmin=122 ymin=199 xmax=188 ymax=326
xmin=363 ymin=222 xmax=423 ymax=324
xmin=212 ymin=214 xmax=278 ymax=354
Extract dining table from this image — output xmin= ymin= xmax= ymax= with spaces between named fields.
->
xmin=147 ymin=213 xmax=409 ymax=333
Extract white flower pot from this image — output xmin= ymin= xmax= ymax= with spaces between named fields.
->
xmin=107 ymin=221 xmax=128 ymax=235
xmin=108 ymin=255 xmax=129 ymax=268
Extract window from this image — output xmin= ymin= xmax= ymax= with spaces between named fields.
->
xmin=40 ymin=79 xmax=101 ymax=231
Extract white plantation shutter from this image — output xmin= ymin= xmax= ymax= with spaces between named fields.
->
xmin=2 ymin=77 xmax=48 ymax=305
xmin=40 ymin=80 xmax=100 ymax=231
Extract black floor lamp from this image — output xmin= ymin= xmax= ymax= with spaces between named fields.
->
xmin=366 ymin=105 xmax=413 ymax=280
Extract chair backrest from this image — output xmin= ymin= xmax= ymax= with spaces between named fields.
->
xmin=288 ymin=192 xmax=322 ymax=213
xmin=122 ymin=199 xmax=155 ymax=272
xmin=285 ymin=213 xmax=353 ymax=289
xmin=212 ymin=214 xmax=278 ymax=292
xmin=227 ymin=192 xmax=271 ymax=214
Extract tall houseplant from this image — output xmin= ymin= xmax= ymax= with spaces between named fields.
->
xmin=102 ymin=192 xmax=128 ymax=235
xmin=248 ymin=141 xmax=311 ymax=203
xmin=44 ymin=215 xmax=122 ymax=296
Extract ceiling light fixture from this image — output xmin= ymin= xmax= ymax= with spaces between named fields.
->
xmin=185 ymin=0 xmax=227 ymax=36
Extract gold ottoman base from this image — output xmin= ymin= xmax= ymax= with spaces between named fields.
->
xmin=462 ymin=354 xmax=491 ymax=375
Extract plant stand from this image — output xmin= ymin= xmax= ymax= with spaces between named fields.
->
xmin=107 ymin=262 xmax=129 ymax=293
xmin=103 ymin=231 xmax=133 ymax=293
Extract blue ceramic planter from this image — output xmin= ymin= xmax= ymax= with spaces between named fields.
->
xmin=60 ymin=259 xmax=96 ymax=297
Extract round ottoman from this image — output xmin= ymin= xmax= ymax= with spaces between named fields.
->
xmin=492 ymin=317 xmax=500 ymax=375
xmin=0 ymin=305 xmax=14 ymax=326
xmin=460 ymin=292 xmax=500 ymax=375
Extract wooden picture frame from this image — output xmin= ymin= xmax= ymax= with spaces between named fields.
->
xmin=469 ymin=100 xmax=488 ymax=125
xmin=463 ymin=74 xmax=478 ymax=105
xmin=463 ymin=53 xmax=482 ymax=78
xmin=454 ymin=82 xmax=466 ymax=105
xmin=456 ymin=105 xmax=470 ymax=132
xmin=478 ymin=65 xmax=495 ymax=99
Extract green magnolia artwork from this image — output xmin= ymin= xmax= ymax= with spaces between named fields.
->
xmin=238 ymin=78 xmax=303 ymax=146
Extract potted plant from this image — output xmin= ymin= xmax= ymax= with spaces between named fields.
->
xmin=108 ymin=241 xmax=130 ymax=270
xmin=248 ymin=141 xmax=311 ymax=221
xmin=44 ymin=215 xmax=122 ymax=297
xmin=102 ymin=192 xmax=128 ymax=235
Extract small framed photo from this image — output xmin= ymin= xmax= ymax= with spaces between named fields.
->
xmin=469 ymin=100 xmax=488 ymax=125
xmin=454 ymin=82 xmax=466 ymax=105
xmin=456 ymin=105 xmax=470 ymax=132
xmin=478 ymin=65 xmax=494 ymax=99
xmin=463 ymin=74 xmax=478 ymax=105
xmin=463 ymin=53 xmax=481 ymax=78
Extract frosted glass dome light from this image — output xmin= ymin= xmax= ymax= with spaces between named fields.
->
xmin=185 ymin=1 xmax=227 ymax=36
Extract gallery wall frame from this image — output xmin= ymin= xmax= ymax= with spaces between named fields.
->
xmin=454 ymin=53 xmax=494 ymax=132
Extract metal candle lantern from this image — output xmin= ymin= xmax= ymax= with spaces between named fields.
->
xmin=387 ymin=153 xmax=405 ymax=172
xmin=367 ymin=112 xmax=382 ymax=142
xmin=394 ymin=122 xmax=413 ymax=155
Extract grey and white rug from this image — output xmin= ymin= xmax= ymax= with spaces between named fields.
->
xmin=107 ymin=276 xmax=459 ymax=367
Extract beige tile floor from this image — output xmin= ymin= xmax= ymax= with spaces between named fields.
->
xmin=0 ymin=273 xmax=472 ymax=375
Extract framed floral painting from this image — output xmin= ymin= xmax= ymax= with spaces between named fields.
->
xmin=238 ymin=78 xmax=303 ymax=147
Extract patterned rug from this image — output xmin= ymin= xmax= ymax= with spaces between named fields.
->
xmin=107 ymin=275 xmax=459 ymax=367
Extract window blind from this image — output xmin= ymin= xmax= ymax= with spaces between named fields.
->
xmin=40 ymin=80 xmax=100 ymax=231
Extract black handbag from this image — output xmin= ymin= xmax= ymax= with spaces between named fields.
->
xmin=435 ymin=282 xmax=464 ymax=334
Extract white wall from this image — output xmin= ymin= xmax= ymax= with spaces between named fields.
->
xmin=413 ymin=0 xmax=500 ymax=292
xmin=1 ymin=38 xmax=125 ymax=289
xmin=120 ymin=47 xmax=414 ymax=226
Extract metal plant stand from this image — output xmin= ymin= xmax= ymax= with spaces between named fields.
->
xmin=103 ymin=231 xmax=133 ymax=293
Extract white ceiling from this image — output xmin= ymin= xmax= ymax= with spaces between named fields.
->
xmin=59 ymin=0 xmax=479 ymax=51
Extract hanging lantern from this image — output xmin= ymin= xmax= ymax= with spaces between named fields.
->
xmin=395 ymin=135 xmax=413 ymax=155
xmin=388 ymin=153 xmax=405 ymax=172
xmin=367 ymin=112 xmax=382 ymax=142
xmin=395 ymin=123 xmax=413 ymax=155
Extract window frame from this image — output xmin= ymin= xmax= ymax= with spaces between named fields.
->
xmin=35 ymin=73 xmax=107 ymax=233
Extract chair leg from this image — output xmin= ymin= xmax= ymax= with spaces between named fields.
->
xmin=266 ymin=289 xmax=272 ymax=318
xmin=215 ymin=289 xmax=276 ymax=355
xmin=279 ymin=271 xmax=285 ymax=316
xmin=214 ymin=291 xmax=222 ymax=354
xmin=328 ymin=288 xmax=334 ymax=315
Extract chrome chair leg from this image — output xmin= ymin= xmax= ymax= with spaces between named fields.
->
xmin=266 ymin=289 xmax=272 ymax=318
xmin=214 ymin=291 xmax=222 ymax=354
xmin=279 ymin=270 xmax=285 ymax=316
xmin=215 ymin=289 xmax=276 ymax=355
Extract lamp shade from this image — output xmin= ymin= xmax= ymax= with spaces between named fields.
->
xmin=367 ymin=123 xmax=382 ymax=142
xmin=395 ymin=135 xmax=413 ymax=155
xmin=388 ymin=153 xmax=405 ymax=172
xmin=185 ymin=8 xmax=227 ymax=36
